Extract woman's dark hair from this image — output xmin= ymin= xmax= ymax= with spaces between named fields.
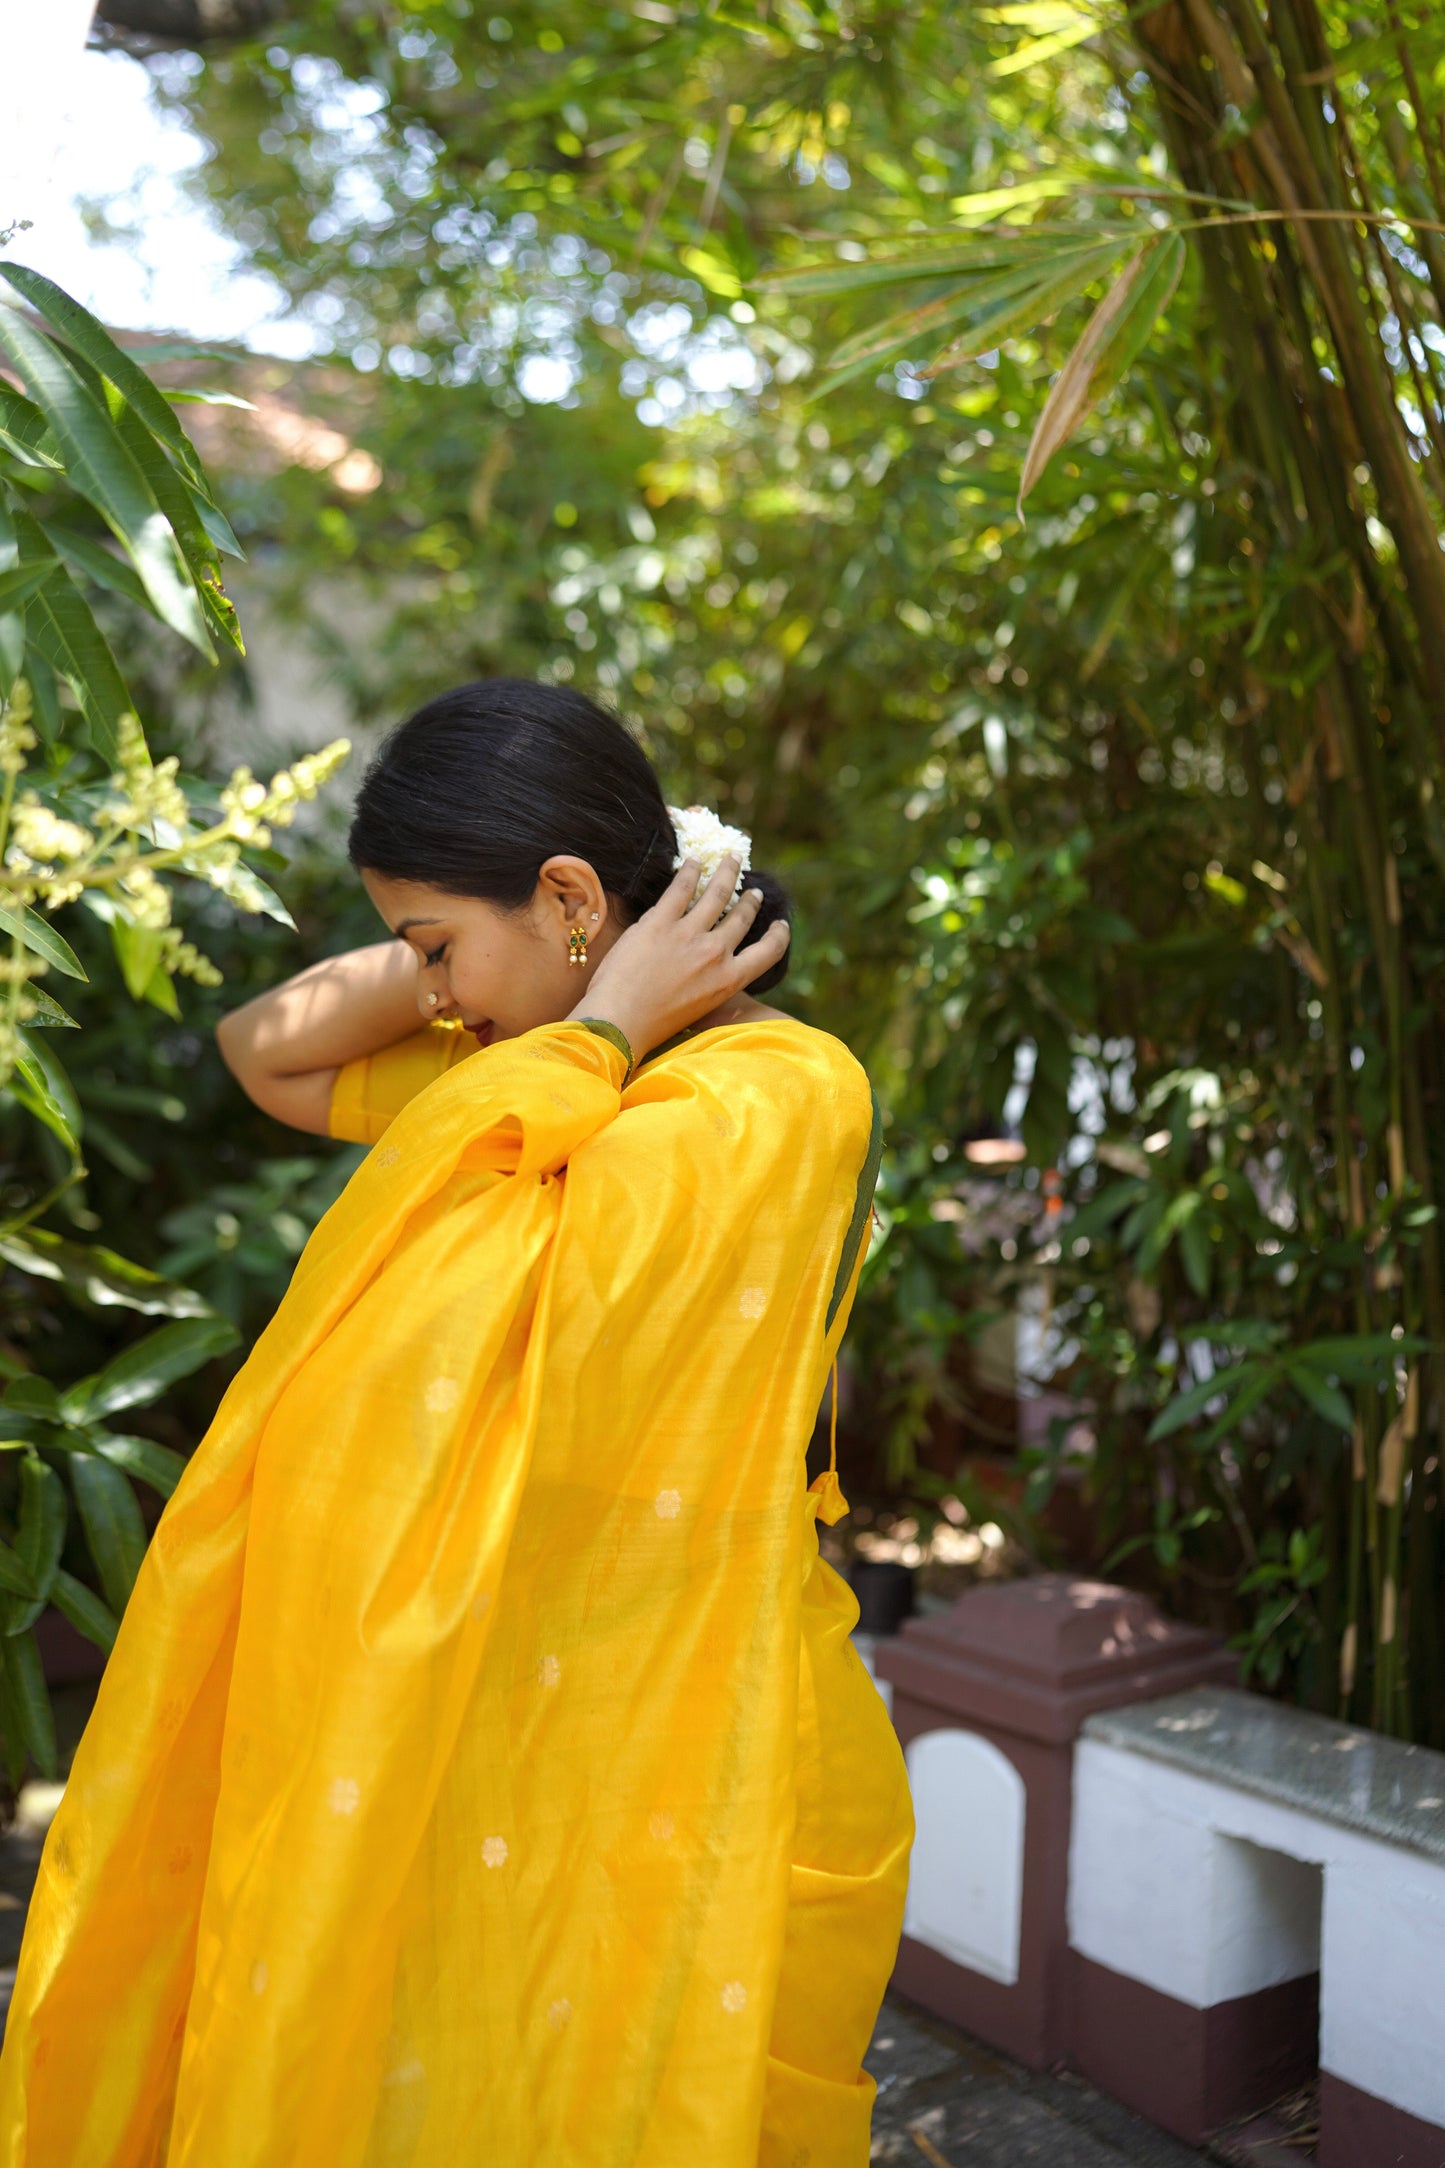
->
xmin=348 ymin=678 xmax=792 ymax=992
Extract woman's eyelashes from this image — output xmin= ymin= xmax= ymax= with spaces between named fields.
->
xmin=422 ymin=942 xmax=449 ymax=969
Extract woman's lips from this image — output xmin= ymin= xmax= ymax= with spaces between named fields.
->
xmin=464 ymin=1020 xmax=495 ymax=1046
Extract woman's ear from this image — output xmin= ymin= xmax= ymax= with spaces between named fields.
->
xmin=536 ymin=855 xmax=610 ymax=930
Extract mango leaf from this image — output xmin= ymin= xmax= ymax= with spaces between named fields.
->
xmin=60 ymin=1314 xmax=239 ymax=1426
xmin=0 ymin=382 xmax=62 ymax=469
xmin=68 ymin=1455 xmax=148 ymax=1617
xmin=50 ymin=1568 xmax=118 ymax=1655
xmin=0 ymin=1538 xmax=38 ymax=1601
xmin=0 ymin=904 xmax=87 ymax=982
xmin=89 ymin=1431 xmax=188 ymax=1499
xmin=37 ymin=517 xmax=151 ymax=614
xmin=0 ymin=1628 xmax=56 ymax=1782
xmin=1018 ymin=231 xmax=1187 ymax=514
xmin=0 ymin=604 xmax=20 ymax=695
xmin=0 ymin=560 xmax=60 ymax=614
xmin=9 ymin=1032 xmax=82 ymax=1155
xmin=0 ymin=301 xmax=211 ymax=656
xmin=112 ymin=404 xmax=245 ymax=642
xmin=3 ymin=1376 xmax=60 ymax=1420
xmin=24 ymin=989 xmax=79 ymax=1030
xmin=165 ymin=389 xmax=256 ymax=411
xmin=0 ymin=262 xmax=209 ymax=490
xmin=143 ymin=962 xmax=182 ymax=1019
xmin=0 ymin=1228 xmax=212 ymax=1317
xmin=109 ymin=919 xmax=164 ymax=1005
xmin=5 ymin=1456 xmax=67 ymax=1636
xmin=13 ymin=511 xmax=132 ymax=760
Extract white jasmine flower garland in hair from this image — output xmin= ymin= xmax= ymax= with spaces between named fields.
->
xmin=667 ymin=804 xmax=752 ymax=909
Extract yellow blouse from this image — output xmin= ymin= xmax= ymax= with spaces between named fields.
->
xmin=328 ymin=1020 xmax=482 ymax=1146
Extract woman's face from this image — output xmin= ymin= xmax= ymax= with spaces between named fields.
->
xmin=362 ymin=860 xmax=623 ymax=1046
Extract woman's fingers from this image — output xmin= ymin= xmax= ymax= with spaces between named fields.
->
xmin=730 ymin=916 xmax=791 ymax=989
xmin=658 ymin=856 xmax=702 ymax=918
xmin=717 ymin=885 xmax=764 ymax=952
xmin=693 ymin=852 xmax=743 ymax=927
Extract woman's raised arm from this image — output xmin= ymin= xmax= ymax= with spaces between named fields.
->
xmin=216 ymin=941 xmax=427 ymax=1136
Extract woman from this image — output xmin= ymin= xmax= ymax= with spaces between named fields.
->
xmin=0 ymin=680 xmax=912 ymax=2167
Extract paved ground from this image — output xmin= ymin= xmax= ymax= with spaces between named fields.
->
xmin=868 ymin=1996 xmax=1205 ymax=2167
xmin=0 ymin=1692 xmax=1311 ymax=2166
xmin=865 ymin=1995 xmax=1316 ymax=2166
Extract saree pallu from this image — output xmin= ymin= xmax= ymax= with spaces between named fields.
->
xmin=0 ymin=1018 xmax=911 ymax=2166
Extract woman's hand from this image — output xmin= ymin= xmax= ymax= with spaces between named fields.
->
xmin=567 ymin=854 xmax=789 ymax=1060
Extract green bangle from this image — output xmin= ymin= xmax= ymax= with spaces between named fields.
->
xmin=577 ymin=1017 xmax=634 ymax=1082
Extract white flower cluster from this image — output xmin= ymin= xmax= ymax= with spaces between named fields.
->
xmin=667 ymin=803 xmax=752 ymax=908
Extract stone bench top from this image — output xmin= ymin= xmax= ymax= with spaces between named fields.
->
xmin=1082 ymin=1687 xmax=1445 ymax=1864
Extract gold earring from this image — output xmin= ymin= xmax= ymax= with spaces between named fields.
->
xmin=568 ymin=924 xmax=589 ymax=967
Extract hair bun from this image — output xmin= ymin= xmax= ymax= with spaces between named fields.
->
xmin=737 ymin=868 xmax=792 ymax=994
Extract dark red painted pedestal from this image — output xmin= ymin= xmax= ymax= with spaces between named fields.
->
xmin=875 ymin=1572 xmax=1235 ymax=2071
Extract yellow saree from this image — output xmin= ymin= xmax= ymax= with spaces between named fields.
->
xmin=0 ymin=1017 xmax=911 ymax=2166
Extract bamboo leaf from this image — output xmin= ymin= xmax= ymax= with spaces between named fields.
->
xmin=820 ymin=241 xmax=1122 ymax=395
xmin=1284 ymin=1360 xmax=1354 ymax=1431
xmin=927 ymin=239 xmax=1132 ymax=373
xmin=762 ymin=224 xmax=1136 ymax=298
xmin=1017 ymin=232 xmax=1186 ymax=514
xmin=1148 ymin=1358 xmax=1266 ymax=1441
xmin=991 ymin=17 xmax=1100 ymax=74
xmin=68 ymin=1455 xmax=147 ymax=1617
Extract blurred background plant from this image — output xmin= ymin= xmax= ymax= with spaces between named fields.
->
xmin=10 ymin=0 xmax=1443 ymax=1743
xmin=0 ymin=249 xmax=346 ymax=1788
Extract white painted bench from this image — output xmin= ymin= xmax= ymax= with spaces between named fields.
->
xmin=1068 ymin=1687 xmax=1445 ymax=2166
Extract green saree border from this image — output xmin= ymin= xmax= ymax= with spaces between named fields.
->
xmin=826 ymin=1086 xmax=883 ymax=1332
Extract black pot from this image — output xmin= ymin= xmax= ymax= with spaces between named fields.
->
xmin=848 ymin=1559 xmax=915 ymax=1637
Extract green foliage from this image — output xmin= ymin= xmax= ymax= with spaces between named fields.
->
xmin=0 ymin=252 xmax=351 ymax=1787
xmin=94 ymin=0 xmax=1445 ymax=1741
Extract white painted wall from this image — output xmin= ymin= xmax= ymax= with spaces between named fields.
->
xmin=1069 ymin=1736 xmax=1445 ymax=2131
xmin=903 ymin=1727 xmax=1026 ymax=1985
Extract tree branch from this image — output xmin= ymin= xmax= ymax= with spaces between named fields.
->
xmin=91 ymin=0 xmax=293 ymax=49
